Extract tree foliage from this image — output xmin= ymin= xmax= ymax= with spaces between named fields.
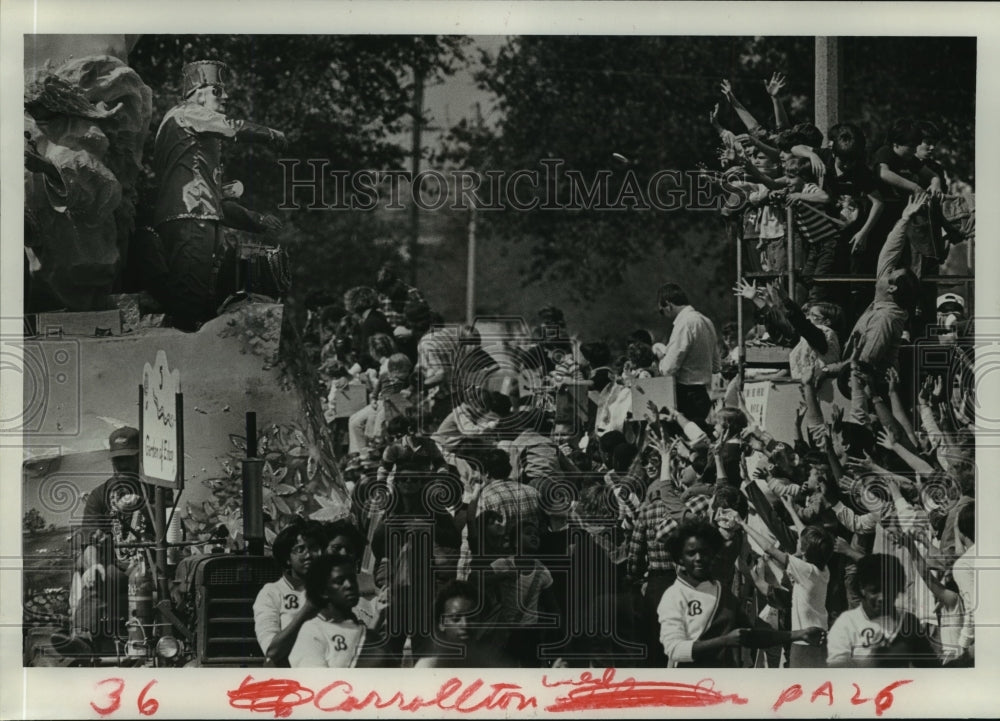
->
xmin=436 ymin=35 xmax=975 ymax=319
xmin=129 ymin=35 xmax=472 ymax=310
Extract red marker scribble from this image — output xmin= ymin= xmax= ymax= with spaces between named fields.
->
xmin=543 ymin=668 xmax=748 ymax=712
xmin=227 ymin=676 xmax=315 ymax=718
xmin=226 ymin=675 xmax=537 ymax=717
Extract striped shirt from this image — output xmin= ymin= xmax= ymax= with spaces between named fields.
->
xmin=417 ymin=326 xmax=460 ymax=386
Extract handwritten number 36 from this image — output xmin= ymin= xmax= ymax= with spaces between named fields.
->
xmin=91 ymin=678 xmax=159 ymax=716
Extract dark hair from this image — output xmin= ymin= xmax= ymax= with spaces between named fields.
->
xmin=612 ymin=443 xmax=638 ymax=473
xmin=598 ymin=430 xmax=628 ymax=460
xmin=712 ymin=485 xmax=748 ymax=519
xmin=483 ymin=390 xmax=513 ymax=417
xmin=665 ymin=518 xmax=725 ymax=562
xmin=481 ymin=448 xmax=512 ymax=480
xmin=404 ymin=299 xmax=432 ymax=330
xmin=775 ymin=129 xmax=807 ymax=153
xmin=433 ymin=579 xmax=479 ymax=625
xmin=656 ymin=282 xmax=689 ymax=308
xmin=830 ymin=123 xmax=867 ymax=165
xmin=889 ymin=268 xmax=921 ymax=311
xmin=323 ymin=519 xmax=366 ymax=556
xmin=715 ymin=407 xmax=748 ymax=436
xmin=303 ymin=554 xmax=358 ymax=607
xmin=807 ymin=301 xmax=843 ymax=336
xmin=579 ymin=341 xmax=612 ymax=368
xmin=368 ymin=333 xmax=396 ymax=360
xmin=628 ymin=329 xmax=654 ymax=346
xmin=799 ymin=525 xmax=834 ymax=572
xmin=957 ymin=501 xmax=974 ymax=541
xmin=272 ymin=519 xmax=326 ymax=570
xmin=375 ymin=262 xmax=399 ymax=293
xmin=319 ymin=305 xmax=345 ymax=327
xmin=841 ymin=421 xmax=876 ymax=457
xmin=433 ymin=512 xmax=463 ymax=551
xmin=537 ymin=305 xmax=566 ymax=327
xmin=626 ymin=341 xmax=655 ymax=370
xmin=854 ymin=553 xmax=906 ymax=595
xmin=915 ymin=120 xmax=940 ymax=145
xmin=888 ymin=118 xmax=922 ymax=148
xmin=793 ymin=122 xmax=824 ymax=149
xmin=576 ymin=483 xmax=619 ymax=523
xmin=344 ymin=286 xmax=379 ymax=314
xmin=385 ymin=415 xmax=414 ymax=438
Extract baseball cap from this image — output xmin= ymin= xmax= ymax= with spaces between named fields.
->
xmin=936 ymin=293 xmax=965 ymax=312
xmin=108 ymin=426 xmax=140 ymax=457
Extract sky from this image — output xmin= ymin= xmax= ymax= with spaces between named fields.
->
xmin=398 ymin=35 xmax=509 ymax=168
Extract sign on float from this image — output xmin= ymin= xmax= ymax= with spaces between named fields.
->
xmin=142 ymin=350 xmax=181 ymax=486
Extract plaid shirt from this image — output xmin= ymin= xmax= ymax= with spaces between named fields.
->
xmin=627 ymin=498 xmax=678 ymax=579
xmin=476 ymin=480 xmax=541 ymax=527
xmin=650 ymin=494 xmax=713 ymax=543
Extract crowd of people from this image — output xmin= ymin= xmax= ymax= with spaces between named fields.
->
xmin=266 ymin=76 xmax=977 ymax=666
xmin=59 ymin=68 xmax=976 ymax=671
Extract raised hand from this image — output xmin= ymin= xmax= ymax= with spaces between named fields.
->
xmin=765 ymin=280 xmax=789 ymax=307
xmin=648 ymin=432 xmax=669 ymax=458
xmin=733 ymin=278 xmax=759 ymax=300
xmin=833 ymin=536 xmax=855 ymax=556
xmin=886 ymin=367 xmax=900 ymax=392
xmin=808 ymin=423 xmax=830 ymax=446
xmin=807 ymin=153 xmax=826 ymax=183
xmin=932 ymin=374 xmax=945 ymax=403
xmin=850 ymin=230 xmax=868 ymax=256
xmin=720 ymin=78 xmax=735 ymax=101
xmin=901 ymin=190 xmax=929 ymax=220
xmin=876 ymin=428 xmax=897 ymax=451
xmin=269 ymin=128 xmax=288 ymax=148
xmin=764 ymin=72 xmax=787 ymax=97
xmin=257 ymin=213 xmax=283 ymax=232
xmin=845 ymin=454 xmax=873 ymax=474
xmin=919 ymin=375 xmax=935 ymax=404
xmin=889 ymin=529 xmax=919 ymax=555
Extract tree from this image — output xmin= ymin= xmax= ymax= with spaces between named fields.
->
xmin=435 ymin=35 xmax=975 ymax=329
xmin=129 ymin=35 xmax=472 ymax=316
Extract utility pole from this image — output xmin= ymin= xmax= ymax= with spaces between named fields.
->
xmin=466 ymin=102 xmax=486 ymax=326
xmin=814 ymin=37 xmax=841 ymax=138
xmin=466 ymin=205 xmax=477 ymax=326
xmin=408 ymin=63 xmax=425 ymax=287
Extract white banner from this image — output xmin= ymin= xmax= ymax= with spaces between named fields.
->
xmin=141 ymin=350 xmax=181 ymax=485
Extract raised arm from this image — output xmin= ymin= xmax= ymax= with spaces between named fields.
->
xmin=892 ymin=531 xmax=959 ymax=609
xmin=877 ymin=191 xmax=928 ymax=279
xmin=764 ymin=72 xmax=790 ymax=130
xmin=720 ymin=78 xmax=763 ymax=134
xmin=741 ymin=520 xmax=790 ymax=569
xmin=886 ymin=368 xmax=920 ymax=448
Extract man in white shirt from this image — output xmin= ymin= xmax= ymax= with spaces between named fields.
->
xmin=653 ymin=283 xmax=721 ymax=431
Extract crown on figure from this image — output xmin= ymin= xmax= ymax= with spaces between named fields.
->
xmin=182 ymin=60 xmax=230 ymax=98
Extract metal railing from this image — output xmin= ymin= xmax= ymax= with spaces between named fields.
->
xmin=736 ymin=205 xmax=975 ymax=387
